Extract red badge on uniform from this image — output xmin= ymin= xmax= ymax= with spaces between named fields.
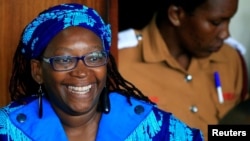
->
xmin=223 ymin=92 xmax=235 ymax=100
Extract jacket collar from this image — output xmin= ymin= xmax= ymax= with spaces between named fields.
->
xmin=96 ymin=93 xmax=153 ymax=140
xmin=9 ymin=93 xmax=153 ymax=141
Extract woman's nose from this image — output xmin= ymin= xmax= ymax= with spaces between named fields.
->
xmin=219 ymin=23 xmax=230 ymax=40
xmin=70 ymin=60 xmax=88 ymax=77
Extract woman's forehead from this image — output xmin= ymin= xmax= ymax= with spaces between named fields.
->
xmin=198 ymin=0 xmax=238 ymax=12
xmin=45 ymin=27 xmax=103 ymax=54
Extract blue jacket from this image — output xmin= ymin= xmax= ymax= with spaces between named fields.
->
xmin=0 ymin=92 xmax=204 ymax=141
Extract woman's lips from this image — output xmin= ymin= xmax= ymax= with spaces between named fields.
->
xmin=68 ymin=85 xmax=92 ymax=95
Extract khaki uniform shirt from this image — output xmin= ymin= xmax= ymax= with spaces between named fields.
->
xmin=118 ymin=17 xmax=243 ymax=140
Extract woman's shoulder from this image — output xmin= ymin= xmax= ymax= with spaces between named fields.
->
xmin=214 ymin=43 xmax=242 ymax=61
xmin=0 ymin=96 xmax=37 ymax=117
xmin=152 ymin=107 xmax=204 ymax=140
xmin=108 ymin=92 xmax=204 ymax=140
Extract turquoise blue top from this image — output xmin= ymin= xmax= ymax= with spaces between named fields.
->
xmin=0 ymin=92 xmax=204 ymax=141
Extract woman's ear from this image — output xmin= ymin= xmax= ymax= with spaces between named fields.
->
xmin=31 ymin=59 xmax=43 ymax=84
xmin=168 ymin=5 xmax=185 ymax=26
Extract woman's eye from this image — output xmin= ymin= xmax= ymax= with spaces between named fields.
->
xmin=55 ymin=57 xmax=72 ymax=64
xmin=86 ymin=52 xmax=105 ymax=63
xmin=211 ymin=20 xmax=221 ymax=26
xmin=90 ymin=55 xmax=101 ymax=61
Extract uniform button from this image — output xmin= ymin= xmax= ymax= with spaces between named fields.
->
xmin=16 ymin=113 xmax=27 ymax=123
xmin=190 ymin=105 xmax=198 ymax=113
xmin=134 ymin=105 xmax=145 ymax=114
xmin=185 ymin=74 xmax=192 ymax=82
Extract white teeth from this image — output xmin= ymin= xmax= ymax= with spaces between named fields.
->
xmin=68 ymin=85 xmax=92 ymax=95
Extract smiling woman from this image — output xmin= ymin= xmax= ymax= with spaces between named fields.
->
xmin=0 ymin=0 xmax=119 ymax=107
xmin=0 ymin=3 xmax=203 ymax=141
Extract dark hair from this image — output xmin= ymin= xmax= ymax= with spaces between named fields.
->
xmin=156 ymin=0 xmax=206 ymax=22
xmin=9 ymin=41 xmax=153 ymax=106
xmin=9 ymin=42 xmax=40 ymax=101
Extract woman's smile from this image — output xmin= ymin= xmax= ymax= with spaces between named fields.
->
xmin=68 ymin=85 xmax=92 ymax=95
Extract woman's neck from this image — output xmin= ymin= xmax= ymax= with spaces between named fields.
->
xmin=53 ymin=105 xmax=102 ymax=141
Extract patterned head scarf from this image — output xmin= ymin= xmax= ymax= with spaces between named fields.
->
xmin=21 ymin=3 xmax=111 ymax=59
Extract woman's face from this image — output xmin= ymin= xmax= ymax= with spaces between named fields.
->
xmin=178 ymin=0 xmax=238 ymax=58
xmin=40 ymin=26 xmax=107 ymax=115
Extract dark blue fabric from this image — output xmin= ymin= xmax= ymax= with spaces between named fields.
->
xmin=21 ymin=3 xmax=111 ymax=59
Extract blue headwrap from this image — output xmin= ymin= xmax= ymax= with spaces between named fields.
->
xmin=21 ymin=3 xmax=111 ymax=59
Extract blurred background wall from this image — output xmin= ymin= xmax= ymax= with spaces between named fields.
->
xmin=229 ymin=0 xmax=250 ymax=90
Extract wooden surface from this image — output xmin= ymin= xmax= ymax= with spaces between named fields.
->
xmin=0 ymin=0 xmax=117 ymax=106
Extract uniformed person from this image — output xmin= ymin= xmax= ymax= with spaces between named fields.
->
xmin=118 ymin=0 xmax=248 ymax=140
